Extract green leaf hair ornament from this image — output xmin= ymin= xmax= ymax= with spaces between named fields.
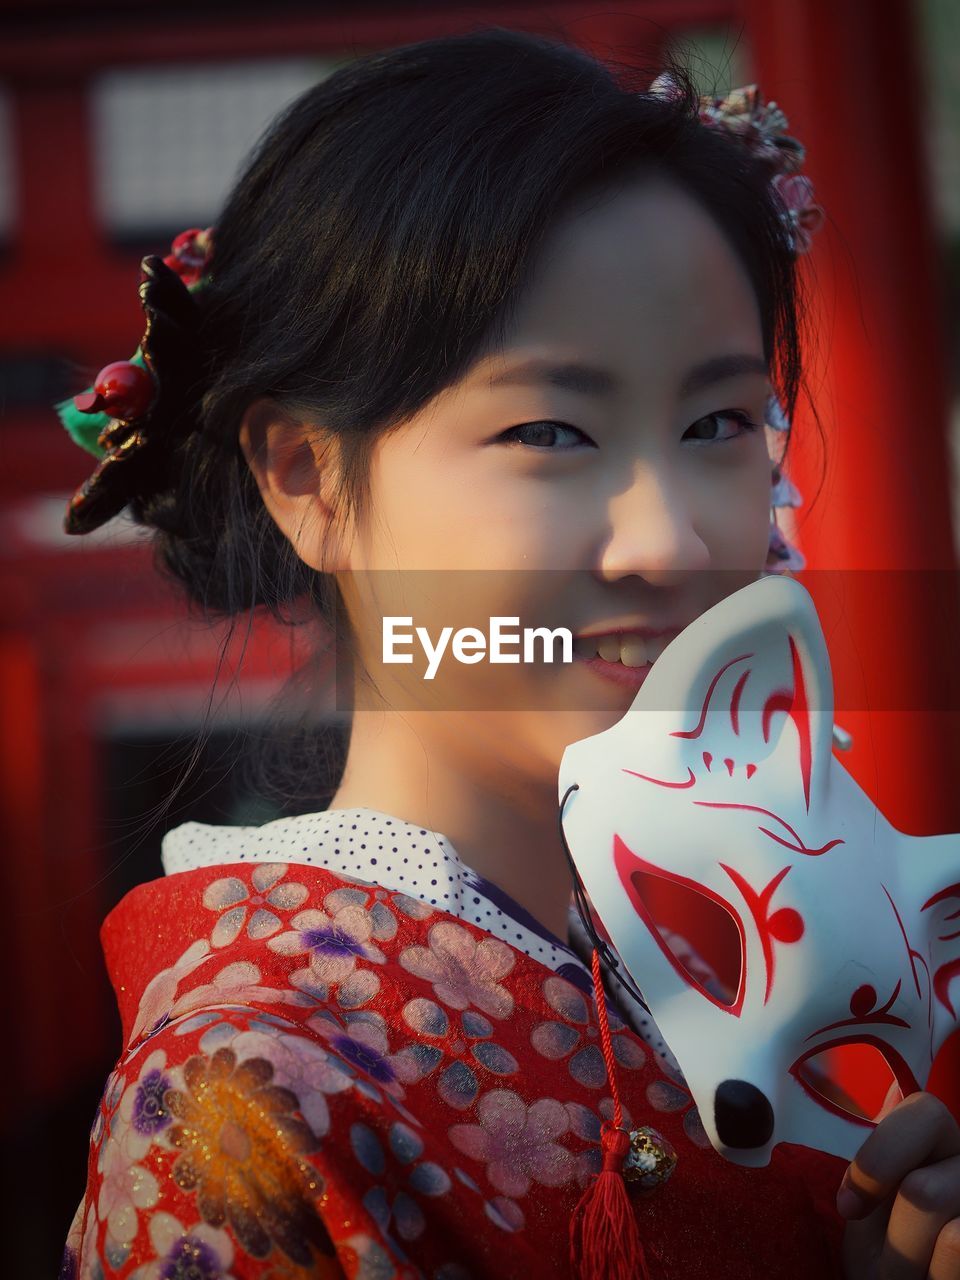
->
xmin=55 ymin=227 xmax=214 ymax=534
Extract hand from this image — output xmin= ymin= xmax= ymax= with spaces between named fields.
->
xmin=837 ymin=1087 xmax=960 ymax=1278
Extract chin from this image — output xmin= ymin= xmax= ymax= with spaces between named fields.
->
xmin=533 ymin=706 xmax=627 ymax=770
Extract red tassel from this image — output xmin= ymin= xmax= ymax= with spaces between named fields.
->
xmin=570 ymin=1123 xmax=650 ymax=1280
xmin=569 ymin=948 xmax=652 ymax=1280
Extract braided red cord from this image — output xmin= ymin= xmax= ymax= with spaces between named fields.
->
xmin=569 ymin=946 xmax=649 ymax=1279
xmin=591 ymin=946 xmax=623 ymax=1131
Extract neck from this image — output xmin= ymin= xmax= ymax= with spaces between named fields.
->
xmin=328 ymin=708 xmax=574 ymax=942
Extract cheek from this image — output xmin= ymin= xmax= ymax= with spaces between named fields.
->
xmin=364 ymin=445 xmax=555 ymax=571
xmin=699 ymin=450 xmax=774 ymax=567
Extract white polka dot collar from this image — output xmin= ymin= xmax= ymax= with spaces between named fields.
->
xmin=162 ymin=806 xmax=582 ymax=971
xmin=161 ymin=804 xmax=682 ymax=1073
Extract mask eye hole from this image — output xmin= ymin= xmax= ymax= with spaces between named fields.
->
xmin=795 ymin=1044 xmax=904 ymax=1121
xmin=629 ymin=868 xmax=742 ymax=1007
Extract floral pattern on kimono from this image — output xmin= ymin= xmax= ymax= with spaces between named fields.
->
xmin=61 ymin=862 xmax=850 ymax=1279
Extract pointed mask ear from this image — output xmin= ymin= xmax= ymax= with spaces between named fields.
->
xmin=630 ymin=576 xmax=836 ymax=814
xmin=238 ymin=396 xmax=351 ymax=574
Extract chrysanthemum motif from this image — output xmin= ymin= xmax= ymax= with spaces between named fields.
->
xmin=448 ymin=1088 xmax=576 ymax=1198
xmin=202 ymin=864 xmax=310 ymax=948
xmin=193 ymin=1021 xmax=355 ymax=1140
xmin=165 ymin=1046 xmax=335 ymax=1266
xmin=399 ymin=923 xmax=515 ymax=1019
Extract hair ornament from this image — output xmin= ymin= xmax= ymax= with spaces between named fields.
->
xmin=770 ymin=464 xmax=802 ymax=510
xmin=163 ymin=226 xmax=215 ymax=287
xmin=649 ymin=73 xmax=825 ymax=256
xmin=764 ymin=403 xmax=807 ymax=576
xmin=764 ymin=391 xmax=791 ymax=433
xmin=647 ymin=76 xmax=823 ymax=577
xmin=770 ymin=172 xmax=824 ymax=255
xmin=765 ymin=521 xmax=806 ymax=574
xmin=55 ymin=227 xmax=215 ymax=535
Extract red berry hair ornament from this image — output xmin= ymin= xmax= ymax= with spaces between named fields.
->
xmin=163 ymin=225 xmax=215 ymax=286
xmin=55 ymin=226 xmax=215 ymax=534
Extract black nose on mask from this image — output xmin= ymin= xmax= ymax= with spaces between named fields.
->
xmin=714 ymin=1079 xmax=775 ymax=1148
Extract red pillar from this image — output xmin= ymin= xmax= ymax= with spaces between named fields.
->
xmin=741 ymin=0 xmax=960 ymax=1120
xmin=3 ymin=77 xmax=142 ymax=353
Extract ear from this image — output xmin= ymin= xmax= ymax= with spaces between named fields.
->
xmin=238 ymin=397 xmax=351 ymax=574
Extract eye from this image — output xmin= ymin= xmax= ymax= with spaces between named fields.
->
xmin=496 ymin=421 xmax=595 ymax=450
xmin=684 ymin=410 xmax=759 ymax=445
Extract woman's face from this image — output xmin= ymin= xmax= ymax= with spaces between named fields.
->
xmin=335 ymin=175 xmax=777 ymax=778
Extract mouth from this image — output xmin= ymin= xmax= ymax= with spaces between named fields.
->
xmin=571 ymin=629 xmax=679 ymax=688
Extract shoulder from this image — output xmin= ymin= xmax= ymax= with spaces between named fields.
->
xmin=72 ymin=863 xmax=458 ymax=1278
xmin=101 ymin=862 xmax=441 ymax=1044
xmin=77 ymin=861 xmax=619 ymax=1276
xmin=62 ymin=1001 xmax=424 ymax=1279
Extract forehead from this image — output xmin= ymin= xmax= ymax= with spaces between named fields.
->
xmin=494 ymin=175 xmax=763 ymax=379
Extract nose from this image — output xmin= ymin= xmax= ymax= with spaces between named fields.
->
xmin=597 ymin=463 xmax=710 ymax=584
xmin=714 ymin=1079 xmax=775 ymax=1148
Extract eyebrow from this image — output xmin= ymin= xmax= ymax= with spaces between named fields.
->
xmin=485 ymin=353 xmax=770 ymax=398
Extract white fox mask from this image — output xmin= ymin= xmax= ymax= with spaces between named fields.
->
xmin=558 ymin=574 xmax=960 ymax=1166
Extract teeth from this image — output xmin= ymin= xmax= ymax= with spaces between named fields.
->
xmin=575 ymin=632 xmax=673 ymax=665
xmin=618 ymin=636 xmax=650 ymax=668
xmin=645 ymin=634 xmax=673 ymax=663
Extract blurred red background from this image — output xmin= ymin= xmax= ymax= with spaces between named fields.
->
xmin=2 ymin=0 xmax=959 ymax=1272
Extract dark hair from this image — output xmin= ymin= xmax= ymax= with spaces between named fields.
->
xmin=127 ymin=25 xmax=821 ymax=816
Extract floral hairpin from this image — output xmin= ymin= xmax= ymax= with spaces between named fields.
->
xmin=764 ymin=392 xmax=806 ymax=576
xmin=55 ymin=227 xmax=215 ymax=534
xmin=649 ymin=75 xmax=823 ymax=578
xmin=650 ymin=73 xmax=825 ymax=256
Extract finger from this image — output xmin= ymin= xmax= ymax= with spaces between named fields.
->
xmin=839 ymin=1093 xmax=960 ymax=1220
xmin=875 ymin=1155 xmax=960 ymax=1280
xmin=929 ymin=1215 xmax=960 ymax=1280
xmin=841 ymin=1191 xmax=896 ymax=1278
xmin=876 ymin=1079 xmax=904 ymax=1123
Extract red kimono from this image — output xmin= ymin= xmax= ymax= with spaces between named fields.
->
xmin=60 ymin=851 xmax=850 ymax=1279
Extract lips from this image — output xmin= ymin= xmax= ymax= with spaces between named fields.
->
xmin=571 ymin=627 xmax=681 ymax=687
xmin=573 ymin=651 xmax=655 ymax=689
xmin=573 ymin=630 xmax=677 ymax=667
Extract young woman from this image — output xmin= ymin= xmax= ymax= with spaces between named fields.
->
xmin=58 ymin=26 xmax=960 ymax=1280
